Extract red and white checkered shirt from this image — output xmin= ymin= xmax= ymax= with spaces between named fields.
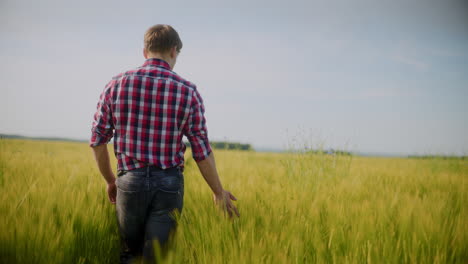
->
xmin=90 ymin=58 xmax=212 ymax=171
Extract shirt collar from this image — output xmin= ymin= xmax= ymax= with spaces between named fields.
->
xmin=142 ymin=58 xmax=171 ymax=70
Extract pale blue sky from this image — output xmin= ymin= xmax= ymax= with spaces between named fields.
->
xmin=1 ymin=0 xmax=467 ymax=155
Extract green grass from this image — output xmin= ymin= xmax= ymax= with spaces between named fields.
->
xmin=0 ymin=139 xmax=466 ymax=263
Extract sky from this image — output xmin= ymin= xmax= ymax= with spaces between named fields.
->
xmin=1 ymin=0 xmax=467 ymax=156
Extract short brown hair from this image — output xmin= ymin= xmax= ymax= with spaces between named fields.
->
xmin=144 ymin=24 xmax=183 ymax=54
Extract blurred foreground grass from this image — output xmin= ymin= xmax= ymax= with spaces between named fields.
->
xmin=0 ymin=139 xmax=466 ymax=263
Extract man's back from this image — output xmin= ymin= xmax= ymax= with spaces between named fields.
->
xmin=91 ymin=58 xmax=212 ymax=171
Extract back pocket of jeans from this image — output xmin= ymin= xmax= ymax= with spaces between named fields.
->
xmin=157 ymin=175 xmax=182 ymax=193
xmin=116 ymin=175 xmax=144 ymax=192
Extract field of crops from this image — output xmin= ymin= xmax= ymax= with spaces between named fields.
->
xmin=0 ymin=138 xmax=466 ymax=263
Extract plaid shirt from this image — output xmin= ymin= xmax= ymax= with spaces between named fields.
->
xmin=90 ymin=58 xmax=212 ymax=171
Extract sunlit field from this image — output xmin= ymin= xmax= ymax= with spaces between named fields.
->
xmin=0 ymin=139 xmax=466 ymax=263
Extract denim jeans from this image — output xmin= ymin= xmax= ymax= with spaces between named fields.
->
xmin=115 ymin=166 xmax=184 ymax=264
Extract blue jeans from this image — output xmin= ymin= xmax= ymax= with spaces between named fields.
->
xmin=115 ymin=166 xmax=184 ymax=264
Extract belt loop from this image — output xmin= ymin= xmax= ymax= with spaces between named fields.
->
xmin=146 ymin=165 xmax=150 ymax=177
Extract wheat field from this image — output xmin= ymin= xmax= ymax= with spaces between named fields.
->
xmin=0 ymin=138 xmax=466 ymax=263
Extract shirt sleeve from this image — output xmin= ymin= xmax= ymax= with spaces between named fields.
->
xmin=90 ymin=83 xmax=114 ymax=147
xmin=185 ymin=88 xmax=212 ymax=161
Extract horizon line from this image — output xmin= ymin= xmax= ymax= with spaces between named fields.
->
xmin=1 ymin=132 xmax=465 ymax=158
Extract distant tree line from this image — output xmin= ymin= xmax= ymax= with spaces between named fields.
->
xmin=305 ymin=149 xmax=353 ymax=156
xmin=1 ymin=134 xmax=254 ymax=151
xmin=407 ymin=155 xmax=467 ymax=160
xmin=185 ymin=141 xmax=252 ymax=151
xmin=0 ymin=133 xmax=86 ymax=143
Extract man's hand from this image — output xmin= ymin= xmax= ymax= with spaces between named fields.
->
xmin=107 ymin=181 xmax=117 ymax=204
xmin=91 ymin=144 xmax=117 ymax=205
xmin=213 ymin=190 xmax=240 ymax=218
xmin=196 ymin=153 xmax=239 ymax=217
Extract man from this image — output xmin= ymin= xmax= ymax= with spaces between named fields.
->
xmin=90 ymin=24 xmax=239 ymax=264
